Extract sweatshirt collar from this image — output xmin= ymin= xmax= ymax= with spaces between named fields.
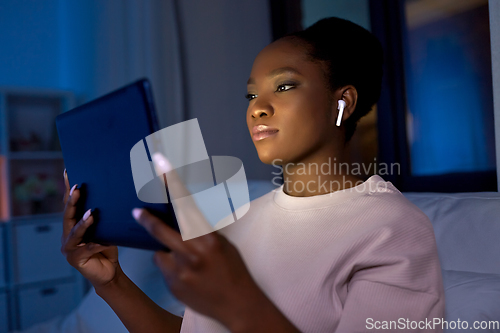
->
xmin=273 ymin=175 xmax=390 ymax=210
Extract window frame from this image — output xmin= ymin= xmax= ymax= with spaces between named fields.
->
xmin=369 ymin=0 xmax=497 ymax=192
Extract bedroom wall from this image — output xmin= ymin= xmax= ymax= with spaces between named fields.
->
xmin=0 ymin=0 xmax=61 ymax=88
xmin=0 ymin=0 xmax=276 ymax=181
xmin=177 ymin=0 xmax=275 ymax=181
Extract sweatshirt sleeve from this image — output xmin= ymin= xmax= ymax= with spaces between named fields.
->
xmin=335 ymin=206 xmax=445 ymax=333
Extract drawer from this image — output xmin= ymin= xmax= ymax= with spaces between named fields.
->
xmin=14 ymin=221 xmax=73 ymax=284
xmin=18 ymin=281 xmax=78 ymax=330
xmin=0 ymin=227 xmax=5 ymax=288
xmin=0 ymin=292 xmax=8 ymax=333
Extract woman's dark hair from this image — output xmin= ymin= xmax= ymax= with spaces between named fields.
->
xmin=285 ymin=17 xmax=384 ymax=143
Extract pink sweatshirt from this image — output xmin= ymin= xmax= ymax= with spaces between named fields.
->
xmin=180 ymin=175 xmax=445 ymax=332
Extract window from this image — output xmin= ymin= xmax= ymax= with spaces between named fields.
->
xmin=371 ymin=0 xmax=496 ymax=192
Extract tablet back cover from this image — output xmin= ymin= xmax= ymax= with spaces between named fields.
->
xmin=56 ymin=79 xmax=177 ymax=251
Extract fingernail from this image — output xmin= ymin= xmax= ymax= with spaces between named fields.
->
xmin=83 ymin=208 xmax=91 ymax=222
xmin=132 ymin=208 xmax=142 ymax=220
xmin=70 ymin=184 xmax=77 ymax=196
xmin=152 ymin=152 xmax=173 ymax=173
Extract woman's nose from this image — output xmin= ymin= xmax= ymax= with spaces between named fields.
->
xmin=252 ymin=109 xmax=270 ymax=118
xmin=250 ymin=99 xmax=274 ymax=118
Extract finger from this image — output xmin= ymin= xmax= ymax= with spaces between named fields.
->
xmin=84 ymin=243 xmax=114 ymax=256
xmin=151 ymin=152 xmax=214 ymax=240
xmin=153 ymin=251 xmax=178 ymax=281
xmin=64 ymin=208 xmax=92 ymax=249
xmin=132 ymin=207 xmax=192 ymax=256
xmin=63 ymin=168 xmax=70 ymax=204
xmin=63 ymin=184 xmax=80 ymax=238
xmin=151 ymin=152 xmax=190 ymax=198
xmin=66 ymin=242 xmax=114 ymax=266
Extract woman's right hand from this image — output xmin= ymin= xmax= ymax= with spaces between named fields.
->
xmin=61 ymin=168 xmax=120 ymax=288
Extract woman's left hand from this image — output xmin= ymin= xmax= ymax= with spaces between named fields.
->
xmin=132 ymin=207 xmax=266 ymax=332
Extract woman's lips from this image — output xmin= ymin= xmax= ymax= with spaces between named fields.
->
xmin=252 ymin=125 xmax=279 ymax=141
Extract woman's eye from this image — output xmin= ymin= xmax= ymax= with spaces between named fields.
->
xmin=276 ymin=84 xmax=295 ymax=92
xmin=245 ymin=93 xmax=257 ymax=101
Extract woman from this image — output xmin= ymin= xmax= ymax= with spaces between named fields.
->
xmin=61 ymin=17 xmax=445 ymax=332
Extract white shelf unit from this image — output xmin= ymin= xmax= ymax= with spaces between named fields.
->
xmin=0 ymin=88 xmax=86 ymax=332
xmin=0 ymin=224 xmax=7 ymax=333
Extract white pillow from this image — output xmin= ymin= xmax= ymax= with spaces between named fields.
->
xmin=442 ymin=270 xmax=500 ymax=333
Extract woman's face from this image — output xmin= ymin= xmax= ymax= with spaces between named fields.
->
xmin=246 ymin=39 xmax=341 ymax=165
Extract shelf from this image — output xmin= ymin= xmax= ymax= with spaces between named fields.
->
xmin=6 ymin=152 xmax=63 ymax=160
xmin=8 ymin=212 xmax=64 ymax=225
xmin=0 ymin=87 xmax=84 ymax=331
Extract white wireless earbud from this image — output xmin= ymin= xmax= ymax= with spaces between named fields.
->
xmin=336 ymin=100 xmax=346 ymax=127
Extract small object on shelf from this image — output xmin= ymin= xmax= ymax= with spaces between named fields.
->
xmin=10 ymin=131 xmax=43 ymax=152
xmin=13 ymin=173 xmax=61 ymax=216
xmin=6 ymin=95 xmax=63 ymax=153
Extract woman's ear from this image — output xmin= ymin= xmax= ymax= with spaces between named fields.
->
xmin=334 ymin=85 xmax=358 ymax=124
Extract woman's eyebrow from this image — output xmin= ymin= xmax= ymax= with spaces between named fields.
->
xmin=247 ymin=67 xmax=303 ymax=85
xmin=268 ymin=66 xmax=303 ymax=78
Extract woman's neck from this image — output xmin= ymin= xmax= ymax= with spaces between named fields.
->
xmin=282 ymin=154 xmax=363 ymax=197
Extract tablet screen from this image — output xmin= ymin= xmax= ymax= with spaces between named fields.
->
xmin=56 ymin=79 xmax=178 ymax=250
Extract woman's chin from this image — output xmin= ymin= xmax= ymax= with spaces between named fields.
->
xmin=257 ymin=150 xmax=284 ymax=166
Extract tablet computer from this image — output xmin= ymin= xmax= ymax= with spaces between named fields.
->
xmin=56 ymin=79 xmax=178 ymax=251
